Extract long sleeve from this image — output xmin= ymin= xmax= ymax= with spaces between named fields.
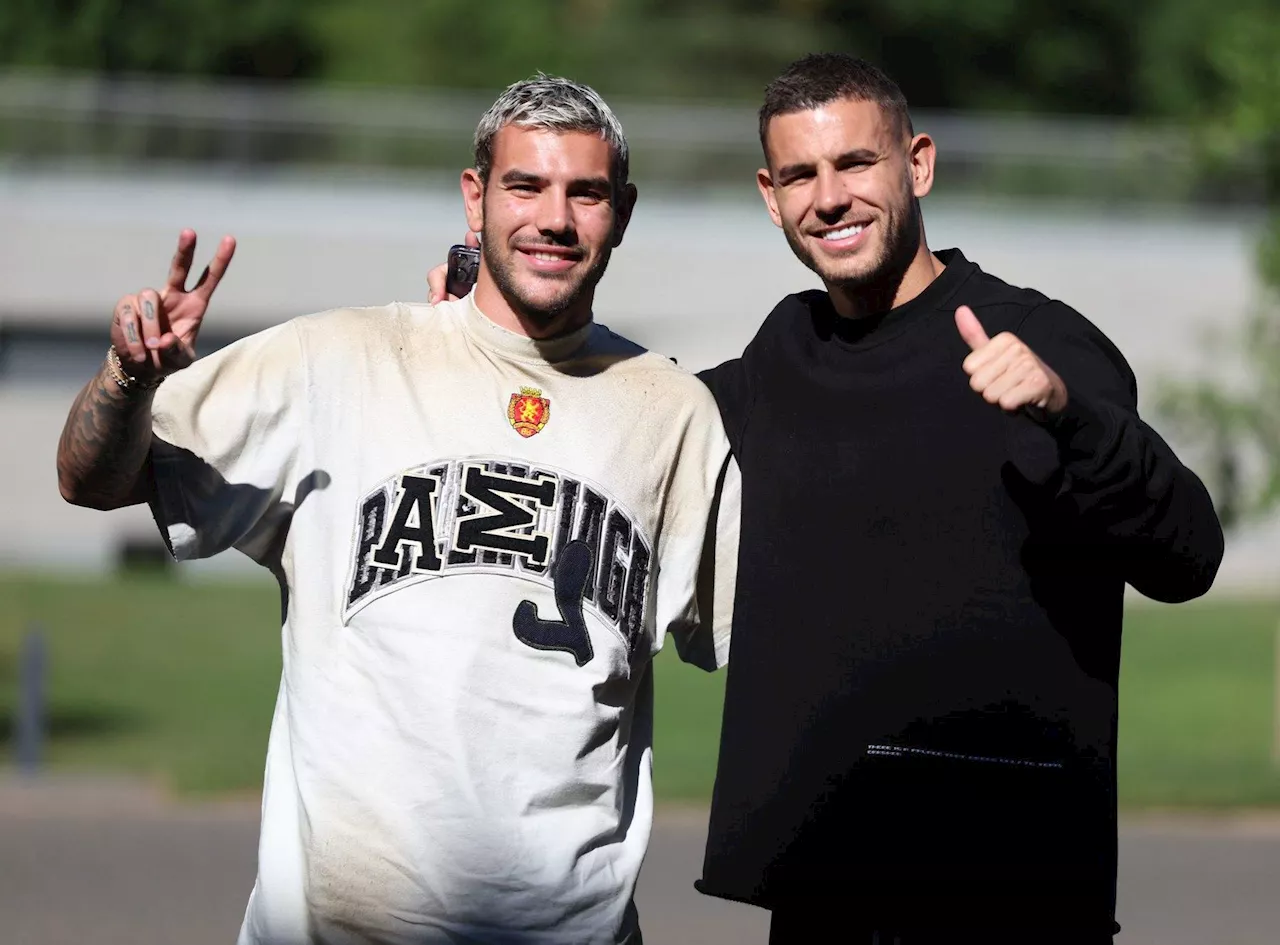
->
xmin=1019 ymin=300 xmax=1224 ymax=602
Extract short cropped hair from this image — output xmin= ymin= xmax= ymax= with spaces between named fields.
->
xmin=759 ymin=54 xmax=913 ymax=152
xmin=473 ymin=73 xmax=630 ymax=191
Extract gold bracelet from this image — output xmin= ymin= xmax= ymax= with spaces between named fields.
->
xmin=105 ymin=346 xmax=164 ymax=392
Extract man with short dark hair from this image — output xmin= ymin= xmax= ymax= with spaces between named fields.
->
xmin=694 ymin=53 xmax=1222 ymax=944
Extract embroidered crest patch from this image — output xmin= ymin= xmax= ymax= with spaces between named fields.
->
xmin=508 ymin=387 xmax=550 ymax=438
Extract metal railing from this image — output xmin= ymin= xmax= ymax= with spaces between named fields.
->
xmin=0 ymin=70 xmax=1255 ymax=203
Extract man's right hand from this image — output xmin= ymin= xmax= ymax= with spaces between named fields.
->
xmin=111 ymin=229 xmax=236 ymax=378
xmin=426 ymin=231 xmax=479 ymax=304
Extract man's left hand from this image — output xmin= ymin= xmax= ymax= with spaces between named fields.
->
xmin=955 ymin=305 xmax=1068 ymax=415
xmin=427 ymin=231 xmax=479 ymax=304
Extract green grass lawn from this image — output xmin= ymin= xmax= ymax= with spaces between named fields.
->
xmin=1118 ymin=597 xmax=1280 ymax=807
xmin=0 ymin=572 xmax=1278 ymax=807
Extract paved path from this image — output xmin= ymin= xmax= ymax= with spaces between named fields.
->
xmin=4 ymin=778 xmax=1280 ymax=944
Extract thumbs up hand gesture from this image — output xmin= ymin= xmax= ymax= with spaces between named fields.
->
xmin=956 ymin=305 xmax=1068 ymax=415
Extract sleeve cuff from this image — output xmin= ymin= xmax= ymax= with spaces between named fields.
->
xmin=145 ymin=452 xmax=198 ymax=561
xmin=1042 ymin=392 xmax=1120 ymax=464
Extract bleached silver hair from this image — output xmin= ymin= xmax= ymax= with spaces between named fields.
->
xmin=473 ymin=73 xmax=630 ymax=193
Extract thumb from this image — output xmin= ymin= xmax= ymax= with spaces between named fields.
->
xmin=954 ymin=305 xmax=989 ymax=351
xmin=464 ymin=230 xmax=480 ymax=248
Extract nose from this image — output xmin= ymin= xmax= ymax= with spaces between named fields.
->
xmin=536 ymin=187 xmax=575 ymax=243
xmin=813 ymin=165 xmax=850 ymax=223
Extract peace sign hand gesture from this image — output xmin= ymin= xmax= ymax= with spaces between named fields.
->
xmin=110 ymin=230 xmax=237 ymax=379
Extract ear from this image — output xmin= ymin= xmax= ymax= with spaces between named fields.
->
xmin=461 ymin=168 xmax=485 ymax=234
xmin=908 ymin=133 xmax=936 ymax=199
xmin=610 ymin=182 xmax=639 ymax=248
xmin=756 ymin=167 xmax=783 ymax=229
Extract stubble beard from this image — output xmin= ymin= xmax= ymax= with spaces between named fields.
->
xmin=481 ymin=223 xmax=613 ymax=329
xmin=785 ymin=186 xmax=922 ymax=306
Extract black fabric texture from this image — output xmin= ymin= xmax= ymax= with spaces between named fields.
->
xmin=695 ymin=249 xmax=1223 ymax=936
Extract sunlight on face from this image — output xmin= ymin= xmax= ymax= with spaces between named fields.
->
xmin=479 ymin=126 xmax=625 ymax=325
xmin=760 ymin=98 xmax=920 ymax=290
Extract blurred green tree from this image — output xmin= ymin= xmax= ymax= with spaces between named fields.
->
xmin=0 ymin=0 xmax=1260 ymax=120
xmin=1155 ymin=1 xmax=1280 ymax=529
xmin=0 ymin=0 xmax=322 ymax=79
xmin=818 ymin=0 xmax=1144 ymax=114
xmin=308 ymin=0 xmax=826 ymax=99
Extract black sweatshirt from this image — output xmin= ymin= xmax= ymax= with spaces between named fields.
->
xmin=694 ymin=249 xmax=1223 ymax=936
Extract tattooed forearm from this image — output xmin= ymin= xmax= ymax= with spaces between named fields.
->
xmin=56 ymin=361 xmax=155 ymax=509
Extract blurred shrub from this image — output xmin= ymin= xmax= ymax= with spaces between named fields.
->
xmin=1156 ymin=2 xmax=1280 ymax=529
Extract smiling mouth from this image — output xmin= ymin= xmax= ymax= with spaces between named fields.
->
xmin=817 ymin=223 xmax=869 ymax=242
xmin=517 ymin=246 xmax=583 ymax=262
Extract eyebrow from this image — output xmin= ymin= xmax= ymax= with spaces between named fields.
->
xmin=775 ymin=148 xmax=881 ymax=182
xmin=499 ymin=170 xmax=546 ymax=187
xmin=571 ymin=176 xmax=613 ymax=193
xmin=499 ymin=170 xmax=613 ymax=193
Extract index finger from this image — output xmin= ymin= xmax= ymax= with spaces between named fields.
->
xmin=166 ymin=229 xmax=198 ymax=292
xmin=192 ymin=235 xmax=237 ymax=302
xmin=464 ymin=230 xmax=480 ymax=248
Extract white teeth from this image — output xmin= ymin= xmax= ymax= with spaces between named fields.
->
xmin=821 ymin=225 xmax=865 ymax=241
xmin=532 ymin=252 xmax=564 ymax=262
